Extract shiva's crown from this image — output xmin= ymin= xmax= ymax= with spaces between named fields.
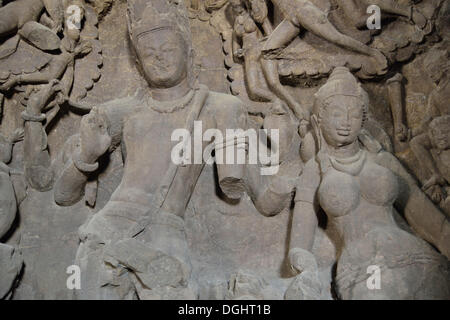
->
xmin=127 ymin=0 xmax=191 ymax=42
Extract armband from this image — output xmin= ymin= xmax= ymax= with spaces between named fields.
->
xmin=73 ymin=151 xmax=99 ymax=173
xmin=21 ymin=111 xmax=46 ymax=122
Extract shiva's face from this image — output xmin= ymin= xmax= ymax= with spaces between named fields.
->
xmin=319 ymin=95 xmax=364 ymax=148
xmin=135 ymin=29 xmax=189 ymax=88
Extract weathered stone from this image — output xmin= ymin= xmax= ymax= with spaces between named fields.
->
xmin=0 ymin=0 xmax=448 ymax=300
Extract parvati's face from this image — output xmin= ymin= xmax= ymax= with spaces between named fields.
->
xmin=430 ymin=121 xmax=450 ymax=151
xmin=319 ymin=96 xmax=364 ymax=148
xmin=135 ymin=29 xmax=188 ymax=88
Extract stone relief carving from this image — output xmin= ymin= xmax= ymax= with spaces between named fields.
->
xmin=0 ymin=0 xmax=102 ymax=191
xmin=0 ymin=0 xmax=448 ymax=300
xmin=0 ymin=127 xmax=24 ymax=299
xmin=289 ymin=67 xmax=449 ymax=299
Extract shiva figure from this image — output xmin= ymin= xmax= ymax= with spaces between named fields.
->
xmin=53 ymin=0 xmax=248 ymax=300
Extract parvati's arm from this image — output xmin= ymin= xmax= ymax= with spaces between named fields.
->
xmin=287 ymin=159 xmax=321 ymax=273
xmin=375 ymin=151 xmax=450 ymax=259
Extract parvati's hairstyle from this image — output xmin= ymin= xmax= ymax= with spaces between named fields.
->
xmin=313 ymin=67 xmax=369 ymax=125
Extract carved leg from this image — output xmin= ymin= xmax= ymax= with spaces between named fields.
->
xmin=296 ymin=6 xmax=387 ymax=73
xmin=257 ymin=21 xmax=301 ymax=110
xmin=244 ymin=59 xmax=276 ymax=103
xmin=362 ymin=0 xmax=426 ymax=28
xmin=0 ymin=0 xmax=44 ymax=37
xmin=41 ymin=0 xmax=63 ymax=32
xmin=410 ymin=133 xmax=445 ymax=194
xmin=262 ymin=19 xmax=300 ymax=55
xmin=76 ymin=202 xmax=194 ymax=300
xmin=75 ymin=203 xmax=144 ymax=299
xmin=387 ymin=73 xmax=408 ymax=142
xmin=261 ymin=59 xmax=307 ymax=120
xmin=0 ymin=5 xmax=20 ymax=36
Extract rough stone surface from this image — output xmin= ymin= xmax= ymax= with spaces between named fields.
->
xmin=0 ymin=0 xmax=449 ymax=300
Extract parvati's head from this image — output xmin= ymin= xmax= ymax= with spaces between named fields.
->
xmin=127 ymin=0 xmax=194 ymax=88
xmin=312 ymin=67 xmax=369 ymax=148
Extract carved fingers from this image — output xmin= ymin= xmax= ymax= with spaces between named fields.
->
xmin=423 ymin=182 xmax=445 ymax=204
xmin=0 ymin=77 xmax=17 ymax=92
xmin=423 ymin=174 xmax=446 ymax=190
xmin=79 ymin=107 xmax=111 ymax=164
xmin=288 ymin=247 xmax=319 ymax=275
xmin=9 ymin=128 xmax=24 ymax=144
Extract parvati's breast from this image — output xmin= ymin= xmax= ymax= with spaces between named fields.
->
xmin=318 ymin=170 xmax=360 ymax=218
xmin=359 ymin=161 xmax=398 ymax=206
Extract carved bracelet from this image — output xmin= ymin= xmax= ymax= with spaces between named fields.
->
xmin=73 ymin=151 xmax=99 ymax=173
xmin=21 ymin=110 xmax=46 ymax=122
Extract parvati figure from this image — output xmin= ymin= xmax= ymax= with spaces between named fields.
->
xmin=288 ymin=67 xmax=450 ymax=299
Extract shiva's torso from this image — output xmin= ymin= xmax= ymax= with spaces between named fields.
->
xmin=97 ymin=85 xmax=245 ymax=216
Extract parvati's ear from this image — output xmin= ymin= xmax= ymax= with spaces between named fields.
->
xmin=310 ymin=114 xmax=321 ymax=151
